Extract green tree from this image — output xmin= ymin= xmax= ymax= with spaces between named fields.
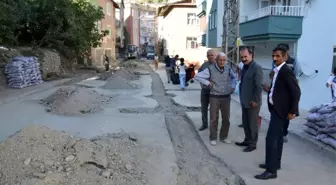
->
xmin=0 ymin=0 xmax=107 ymax=58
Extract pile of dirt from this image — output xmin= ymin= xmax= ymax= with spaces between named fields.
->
xmin=41 ymin=86 xmax=113 ymax=116
xmin=119 ymin=60 xmax=148 ymax=69
xmin=0 ymin=125 xmax=149 ymax=185
xmin=101 ymin=68 xmax=140 ymax=90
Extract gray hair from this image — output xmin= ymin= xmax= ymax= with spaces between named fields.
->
xmin=216 ymin=52 xmax=226 ymax=61
xmin=207 ymin=49 xmax=216 ymax=55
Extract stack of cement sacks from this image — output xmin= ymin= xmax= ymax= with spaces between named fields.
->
xmin=5 ymin=56 xmax=43 ymax=88
xmin=304 ymin=101 xmax=336 ymax=149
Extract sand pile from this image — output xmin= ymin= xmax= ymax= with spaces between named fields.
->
xmin=101 ymin=69 xmax=140 ymax=90
xmin=41 ymin=86 xmax=113 ymax=116
xmin=0 ymin=125 xmax=149 ymax=185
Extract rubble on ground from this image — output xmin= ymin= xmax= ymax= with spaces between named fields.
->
xmin=0 ymin=125 xmax=149 ymax=185
xmin=41 ymin=86 xmax=113 ymax=116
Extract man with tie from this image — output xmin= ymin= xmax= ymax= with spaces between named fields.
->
xmin=255 ymin=46 xmax=301 ymax=180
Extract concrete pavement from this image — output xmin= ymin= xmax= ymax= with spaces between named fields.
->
xmin=152 ymin=62 xmax=336 ymax=185
xmin=0 ymin=74 xmax=177 ymax=185
xmin=186 ymin=109 xmax=336 ymax=185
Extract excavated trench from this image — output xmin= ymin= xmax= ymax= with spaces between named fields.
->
xmin=119 ymin=63 xmax=244 ymax=185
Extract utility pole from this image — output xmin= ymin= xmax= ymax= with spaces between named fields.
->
xmin=222 ymin=0 xmax=240 ymax=66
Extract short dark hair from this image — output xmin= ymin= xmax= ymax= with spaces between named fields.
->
xmin=277 ymin=43 xmax=289 ymax=51
xmin=175 ymin=55 xmax=179 ymax=58
xmin=180 ymin=58 xmax=184 ymax=62
xmin=239 ymin=46 xmax=253 ymax=55
xmin=273 ymin=46 xmax=287 ymax=56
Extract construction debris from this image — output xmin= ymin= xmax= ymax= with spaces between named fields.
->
xmin=41 ymin=86 xmax=113 ymax=116
xmin=0 ymin=125 xmax=149 ymax=185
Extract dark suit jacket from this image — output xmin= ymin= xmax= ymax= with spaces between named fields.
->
xmin=267 ymin=64 xmax=301 ymax=119
xmin=239 ymin=61 xmax=263 ymax=108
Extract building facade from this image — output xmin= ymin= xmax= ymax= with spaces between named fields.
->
xmin=90 ymin=0 xmax=119 ymax=66
xmin=114 ymin=0 xmax=125 ymax=51
xmin=157 ymin=0 xmax=205 ymax=64
xmin=198 ymin=0 xmax=336 ymax=109
xmin=140 ymin=10 xmax=156 ymax=46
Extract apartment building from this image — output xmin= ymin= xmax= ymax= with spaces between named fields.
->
xmin=198 ymin=0 xmax=336 ymax=109
xmin=157 ymin=0 xmax=205 ymax=64
xmin=90 ymin=0 xmax=119 ymax=66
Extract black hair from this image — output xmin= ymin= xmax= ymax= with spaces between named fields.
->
xmin=239 ymin=46 xmax=253 ymax=55
xmin=175 ymin=55 xmax=179 ymax=58
xmin=180 ymin=58 xmax=184 ymax=65
xmin=273 ymin=46 xmax=287 ymax=56
xmin=277 ymin=43 xmax=289 ymax=51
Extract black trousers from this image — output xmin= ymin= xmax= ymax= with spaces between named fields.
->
xmin=201 ymin=89 xmax=210 ymax=127
xmin=283 ymin=119 xmax=290 ymax=137
xmin=242 ymin=106 xmax=260 ymax=147
xmin=265 ymin=108 xmax=285 ymax=174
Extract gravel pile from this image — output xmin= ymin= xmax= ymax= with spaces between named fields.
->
xmin=41 ymin=86 xmax=113 ymax=116
xmin=0 ymin=125 xmax=149 ymax=185
xmin=101 ymin=69 xmax=140 ymax=90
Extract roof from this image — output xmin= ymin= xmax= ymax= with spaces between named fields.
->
xmin=157 ymin=0 xmax=196 ymax=17
xmin=110 ymin=0 xmax=120 ymax=9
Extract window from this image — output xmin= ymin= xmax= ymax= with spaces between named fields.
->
xmin=187 ymin=13 xmax=199 ymax=25
xmin=107 ymin=25 xmax=111 ymax=39
xmin=106 ymin=2 xmax=112 ymax=16
xmin=186 ymin=37 xmax=197 ymax=49
xmin=209 ymin=10 xmax=217 ymax=29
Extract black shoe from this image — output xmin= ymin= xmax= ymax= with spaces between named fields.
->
xmin=259 ymin=164 xmax=281 ymax=170
xmin=199 ymin=125 xmax=208 ymax=131
xmin=238 ymin=124 xmax=244 ymax=128
xmin=235 ymin=141 xmax=248 ymax=147
xmin=243 ymin=146 xmax=256 ymax=152
xmin=255 ymin=171 xmax=277 ymax=180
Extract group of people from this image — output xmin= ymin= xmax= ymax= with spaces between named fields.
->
xmin=194 ymin=44 xmax=301 ymax=180
xmin=164 ymin=55 xmax=195 ymax=91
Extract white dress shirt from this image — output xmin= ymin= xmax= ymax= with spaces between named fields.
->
xmin=269 ymin=62 xmax=286 ymax=105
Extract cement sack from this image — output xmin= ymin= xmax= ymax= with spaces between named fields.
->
xmin=318 ymin=125 xmax=336 ymax=134
xmin=324 ymin=111 xmax=336 ymax=127
xmin=309 ymin=104 xmax=325 ymax=113
xmin=5 ymin=56 xmax=43 ymax=89
xmin=315 ymin=121 xmax=329 ymax=128
xmin=306 ymin=113 xmax=323 ymax=122
xmin=303 ymin=127 xmax=318 ymax=136
xmin=317 ymin=105 xmax=335 ymax=114
xmin=315 ymin=134 xmax=336 ymax=149
xmin=303 ymin=122 xmax=321 ymax=131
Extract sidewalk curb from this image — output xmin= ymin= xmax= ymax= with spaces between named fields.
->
xmin=184 ymin=114 xmax=246 ymax=185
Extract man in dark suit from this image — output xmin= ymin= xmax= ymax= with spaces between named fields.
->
xmin=235 ymin=46 xmax=263 ymax=152
xmin=255 ymin=46 xmax=301 ymax=180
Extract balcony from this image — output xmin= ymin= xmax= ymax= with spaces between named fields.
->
xmin=197 ymin=0 xmax=206 ymax=17
xmin=240 ymin=6 xmax=304 ymax=42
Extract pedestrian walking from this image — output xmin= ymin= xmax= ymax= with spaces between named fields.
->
xmin=154 ymin=54 xmax=159 ymax=70
xmin=255 ymin=46 xmax=301 ymax=180
xmin=235 ymin=46 xmax=263 ymax=152
xmin=194 ymin=52 xmax=237 ymax=146
xmin=104 ymin=54 xmax=110 ymax=71
xmin=198 ymin=49 xmax=216 ymax=131
xmin=164 ymin=55 xmax=172 ymax=83
xmin=178 ymin=58 xmax=186 ymax=91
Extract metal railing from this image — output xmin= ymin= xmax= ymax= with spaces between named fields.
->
xmin=240 ymin=6 xmax=304 ymax=23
